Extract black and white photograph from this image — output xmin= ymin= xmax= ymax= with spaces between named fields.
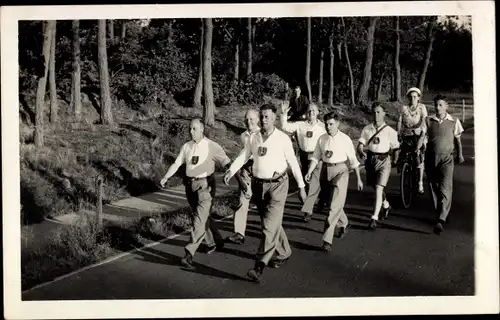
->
xmin=2 ymin=1 xmax=498 ymax=318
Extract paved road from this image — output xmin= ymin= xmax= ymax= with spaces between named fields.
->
xmin=23 ymin=129 xmax=475 ymax=300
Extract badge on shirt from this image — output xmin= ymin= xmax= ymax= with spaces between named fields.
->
xmin=191 ymin=156 xmax=199 ymax=165
xmin=306 ymin=131 xmax=313 ymax=138
xmin=372 ymin=137 xmax=380 ymax=145
xmin=258 ymin=146 xmax=267 ymax=157
xmin=325 ymin=150 xmax=333 ymax=158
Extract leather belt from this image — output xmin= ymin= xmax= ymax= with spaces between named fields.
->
xmin=323 ymin=161 xmax=347 ymax=167
xmin=367 ymin=151 xmax=389 ymax=160
xmin=253 ymin=172 xmax=287 ymax=183
xmin=184 ymin=174 xmax=213 ymax=182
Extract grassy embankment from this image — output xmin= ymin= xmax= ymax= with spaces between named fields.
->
xmin=21 ymin=93 xmax=474 ymax=291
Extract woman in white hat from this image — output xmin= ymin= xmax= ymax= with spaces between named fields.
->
xmin=396 ymin=87 xmax=428 ymax=194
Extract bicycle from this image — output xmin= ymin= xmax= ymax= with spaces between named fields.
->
xmin=397 ymin=137 xmax=421 ymax=209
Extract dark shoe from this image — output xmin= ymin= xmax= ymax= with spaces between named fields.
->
xmin=316 ymin=204 xmax=325 ymax=214
xmin=247 ymin=262 xmax=265 ymax=283
xmin=434 ymin=221 xmax=444 ymax=234
xmin=302 ymin=212 xmax=313 ymax=223
xmin=269 ymin=257 xmax=289 ymax=269
xmin=322 ymin=242 xmax=332 ymax=252
xmin=227 ymin=233 xmax=245 ymax=244
xmin=381 ymin=205 xmax=391 ymax=220
xmin=180 ymin=252 xmax=195 ymax=270
xmin=205 ymin=241 xmax=224 ymax=254
xmin=335 ymin=225 xmax=348 ymax=239
xmin=369 ymin=219 xmax=378 ymax=230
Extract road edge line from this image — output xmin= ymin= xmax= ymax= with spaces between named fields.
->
xmin=22 ymin=189 xmax=300 ymax=295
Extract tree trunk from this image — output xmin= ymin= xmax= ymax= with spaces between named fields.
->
xmin=318 ymin=49 xmax=324 ymax=104
xmin=246 ymin=18 xmax=252 ymax=78
xmin=344 ymin=42 xmax=356 ymax=107
xmin=252 ymin=21 xmax=256 ymax=47
xmin=167 ymin=19 xmax=175 ymax=44
xmin=418 ymin=17 xmax=437 ymax=94
xmin=393 ymin=16 xmax=402 ymax=102
xmin=328 ymin=30 xmax=335 ymax=107
xmin=202 ymin=18 xmax=215 ymax=126
xmin=108 ymin=20 xmax=114 ymax=40
xmin=305 ymin=17 xmax=312 ymax=102
xmin=120 ymin=20 xmax=127 ymax=39
xmin=98 ymin=19 xmax=113 ymax=125
xmin=234 ymin=37 xmax=240 ymax=82
xmin=49 ymin=20 xmax=58 ymax=123
xmin=376 ymin=70 xmax=385 ymax=100
xmin=35 ymin=21 xmax=55 ymax=147
xmin=193 ymin=19 xmax=204 ymax=108
xmin=357 ymin=17 xmax=378 ymax=106
xmin=72 ymin=20 xmax=82 ymax=122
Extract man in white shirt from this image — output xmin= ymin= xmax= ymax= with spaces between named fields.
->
xmin=358 ymin=102 xmax=400 ymax=230
xmin=226 ymin=109 xmax=260 ymax=245
xmin=160 ymin=119 xmax=231 ymax=270
xmin=305 ymin=112 xmax=363 ymax=252
xmin=280 ymin=102 xmax=328 ymax=222
xmin=224 ymin=104 xmax=307 ymax=283
xmin=424 ymin=95 xmax=464 ymax=234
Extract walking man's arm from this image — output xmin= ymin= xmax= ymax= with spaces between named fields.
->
xmin=454 ymin=119 xmax=465 ymax=163
xmin=160 ymin=144 xmax=186 ymax=187
xmin=284 ymin=135 xmax=307 ymax=203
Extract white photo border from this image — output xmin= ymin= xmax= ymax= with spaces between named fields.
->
xmin=2 ymin=1 xmax=498 ymax=318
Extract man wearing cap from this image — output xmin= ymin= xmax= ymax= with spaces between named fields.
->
xmin=358 ymin=102 xmax=400 ymax=230
xmin=280 ymin=101 xmax=328 ymax=222
xmin=304 ymin=111 xmax=363 ymax=252
xmin=160 ymin=119 xmax=231 ymax=270
xmin=424 ymin=95 xmax=464 ymax=234
xmin=397 ymin=87 xmax=428 ymax=194
xmin=287 ymin=85 xmax=310 ymax=121
xmin=226 ymin=109 xmax=260 ymax=245
xmin=224 ymin=104 xmax=307 ymax=283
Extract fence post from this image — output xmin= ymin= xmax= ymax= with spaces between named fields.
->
xmin=96 ymin=175 xmax=103 ymax=228
xmin=462 ymin=99 xmax=465 ymax=124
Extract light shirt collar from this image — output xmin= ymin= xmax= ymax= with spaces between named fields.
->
xmin=192 ymin=136 xmax=206 ymax=145
xmin=430 ymin=113 xmax=453 ymax=122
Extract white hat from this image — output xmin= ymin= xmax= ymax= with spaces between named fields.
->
xmin=406 ymin=87 xmax=421 ymax=96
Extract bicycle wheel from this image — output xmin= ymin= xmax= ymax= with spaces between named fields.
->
xmin=400 ymin=161 xmax=413 ymax=209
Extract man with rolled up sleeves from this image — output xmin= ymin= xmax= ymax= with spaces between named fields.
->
xmin=160 ymin=119 xmax=231 ymax=270
xmin=224 ymin=104 xmax=307 ymax=283
xmin=280 ymin=101 xmax=328 ymax=222
xmin=304 ymin=111 xmax=363 ymax=252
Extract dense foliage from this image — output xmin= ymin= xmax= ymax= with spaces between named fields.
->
xmin=19 ymin=16 xmax=472 ymax=111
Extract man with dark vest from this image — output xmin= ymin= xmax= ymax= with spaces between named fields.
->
xmin=287 ymin=85 xmax=310 ymax=122
xmin=224 ymin=104 xmax=307 ymax=283
xmin=160 ymin=119 xmax=231 ymax=270
xmin=425 ymin=95 xmax=464 ymax=234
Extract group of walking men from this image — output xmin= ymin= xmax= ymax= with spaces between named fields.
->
xmin=159 ymin=86 xmax=465 ymax=283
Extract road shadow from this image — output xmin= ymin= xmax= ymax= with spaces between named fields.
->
xmin=137 ymin=246 xmax=251 ymax=283
xmin=288 ymin=240 xmax=323 ymax=252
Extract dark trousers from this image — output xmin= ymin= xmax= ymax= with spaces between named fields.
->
xmin=425 ymin=151 xmax=454 ymax=222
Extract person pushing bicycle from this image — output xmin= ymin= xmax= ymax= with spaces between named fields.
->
xmin=397 ymin=87 xmax=428 ymax=194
